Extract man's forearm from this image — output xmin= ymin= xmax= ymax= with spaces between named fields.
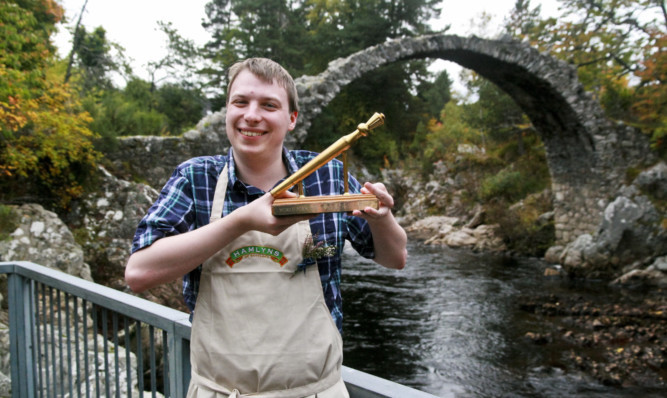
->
xmin=125 ymin=210 xmax=249 ymax=292
xmin=367 ymin=212 xmax=407 ymax=269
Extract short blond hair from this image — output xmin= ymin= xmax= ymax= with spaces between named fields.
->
xmin=226 ymin=58 xmax=299 ymax=113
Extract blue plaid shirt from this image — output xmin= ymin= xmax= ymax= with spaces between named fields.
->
xmin=131 ymin=147 xmax=375 ymax=332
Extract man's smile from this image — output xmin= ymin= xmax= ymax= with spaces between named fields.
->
xmin=239 ymin=129 xmax=267 ymax=137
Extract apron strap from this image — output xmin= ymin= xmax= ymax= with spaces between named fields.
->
xmin=210 ymin=165 xmax=230 ymax=221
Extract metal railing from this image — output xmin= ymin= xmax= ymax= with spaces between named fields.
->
xmin=0 ymin=261 xmax=438 ymax=398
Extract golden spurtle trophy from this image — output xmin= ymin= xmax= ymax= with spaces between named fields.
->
xmin=270 ymin=113 xmax=385 ymax=216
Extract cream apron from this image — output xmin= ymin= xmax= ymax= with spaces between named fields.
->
xmin=186 ymin=166 xmax=349 ymax=398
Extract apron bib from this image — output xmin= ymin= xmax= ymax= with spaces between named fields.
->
xmin=187 ymin=166 xmax=348 ymax=398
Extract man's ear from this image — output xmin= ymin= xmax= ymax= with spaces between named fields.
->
xmin=288 ymin=111 xmax=298 ymax=131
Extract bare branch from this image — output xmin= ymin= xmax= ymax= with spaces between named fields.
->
xmin=64 ymin=0 xmax=89 ymax=84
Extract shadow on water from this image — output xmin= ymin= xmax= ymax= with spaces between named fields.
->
xmin=341 ymin=240 xmax=666 ymax=398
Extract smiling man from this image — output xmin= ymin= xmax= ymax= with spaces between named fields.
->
xmin=125 ymin=58 xmax=407 ymax=398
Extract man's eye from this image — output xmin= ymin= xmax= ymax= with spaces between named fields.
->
xmin=264 ymin=102 xmax=277 ymax=108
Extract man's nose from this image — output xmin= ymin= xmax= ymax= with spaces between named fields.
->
xmin=244 ymin=102 xmax=261 ymax=123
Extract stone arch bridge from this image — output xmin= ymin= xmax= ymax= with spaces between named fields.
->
xmin=292 ymin=34 xmax=652 ymax=244
xmin=115 ymin=34 xmax=652 ymax=245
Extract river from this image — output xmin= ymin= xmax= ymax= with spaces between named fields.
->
xmin=340 ymin=240 xmax=665 ymax=398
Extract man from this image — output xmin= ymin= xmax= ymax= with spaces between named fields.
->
xmin=125 ymin=58 xmax=407 ymax=397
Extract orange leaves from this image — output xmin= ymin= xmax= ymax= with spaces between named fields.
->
xmin=515 ymin=1 xmax=666 ymax=155
xmin=0 ymin=98 xmax=30 ymax=133
xmin=2 ymin=80 xmax=99 ymax=178
xmin=42 ymin=0 xmax=64 ymax=23
xmin=632 ymin=32 xmax=667 ymax=153
xmin=0 ymin=1 xmax=100 ymax=209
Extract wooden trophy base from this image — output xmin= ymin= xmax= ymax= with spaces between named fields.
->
xmin=272 ymin=194 xmax=379 ymax=216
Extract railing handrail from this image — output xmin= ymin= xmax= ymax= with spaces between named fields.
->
xmin=0 ymin=261 xmax=439 ymax=398
xmin=0 ymin=261 xmax=192 ymax=332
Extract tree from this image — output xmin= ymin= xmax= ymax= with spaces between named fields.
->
xmin=83 ymin=77 xmax=206 ymax=155
xmin=146 ymin=21 xmax=203 ymax=93
xmin=201 ymin=0 xmax=310 ymax=95
xmin=506 ymin=0 xmax=666 ymax=155
xmin=504 ymin=0 xmax=543 ymax=39
xmin=463 ymin=76 xmax=530 ymax=155
xmin=56 ymin=18 xmax=208 ymax=153
xmin=72 ymin=25 xmax=119 ymax=92
xmin=155 ymin=82 xmax=206 ymax=134
xmin=201 ymin=0 xmax=244 ymax=88
xmin=64 ymin=0 xmax=89 ymax=83
xmin=632 ymin=22 xmax=666 ymax=154
xmin=421 ymin=100 xmax=481 ymax=165
xmin=302 ymin=0 xmax=442 ymax=169
xmin=0 ymin=0 xmax=99 ymax=209
xmin=418 ymin=69 xmax=453 ymax=120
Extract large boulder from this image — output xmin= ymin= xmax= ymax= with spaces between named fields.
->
xmin=66 ymin=167 xmax=189 ymax=312
xmin=552 ymin=162 xmax=667 ymax=281
xmin=0 ymin=203 xmax=92 ymax=282
xmin=405 ymin=216 xmax=461 ymax=240
xmin=65 ymin=166 xmax=159 ymax=290
xmin=634 ymin=161 xmax=667 ymax=200
xmin=405 ymin=216 xmax=506 ymax=252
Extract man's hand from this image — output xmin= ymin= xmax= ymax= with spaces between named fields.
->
xmin=351 ymin=182 xmax=394 ymax=220
xmin=240 ymin=190 xmax=313 ymax=236
xmin=351 ymin=181 xmax=407 ymax=270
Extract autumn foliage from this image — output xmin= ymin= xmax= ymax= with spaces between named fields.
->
xmin=0 ymin=1 xmax=99 ymax=209
xmin=510 ymin=0 xmax=667 ymax=155
xmin=633 ymin=31 xmax=667 ymax=154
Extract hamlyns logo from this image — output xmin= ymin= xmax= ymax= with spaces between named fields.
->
xmin=226 ymin=246 xmax=288 ymax=267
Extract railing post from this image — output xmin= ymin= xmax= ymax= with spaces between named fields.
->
xmin=8 ymin=273 xmax=36 ymax=398
xmin=168 ymin=323 xmax=191 ymax=398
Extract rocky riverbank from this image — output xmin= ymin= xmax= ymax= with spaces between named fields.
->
xmin=401 ymin=216 xmax=667 ymax=389
xmin=401 ymin=211 xmax=667 ymax=389
xmin=519 ymin=287 xmax=667 ymax=388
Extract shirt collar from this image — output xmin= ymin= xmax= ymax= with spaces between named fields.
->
xmin=283 ymin=147 xmax=300 ymax=175
xmin=226 ymin=147 xmax=241 ymax=188
xmin=226 ymin=147 xmax=298 ymax=193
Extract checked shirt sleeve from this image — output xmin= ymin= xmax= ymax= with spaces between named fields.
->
xmin=131 ymin=167 xmax=198 ymax=254
xmin=344 ymin=173 xmax=375 ymax=259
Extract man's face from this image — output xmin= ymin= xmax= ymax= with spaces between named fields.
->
xmin=225 ymin=69 xmax=298 ymax=162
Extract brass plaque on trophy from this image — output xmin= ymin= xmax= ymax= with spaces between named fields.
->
xmin=270 ymin=113 xmax=385 ymax=216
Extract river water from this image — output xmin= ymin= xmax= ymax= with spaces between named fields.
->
xmin=340 ymin=240 xmax=664 ymax=398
